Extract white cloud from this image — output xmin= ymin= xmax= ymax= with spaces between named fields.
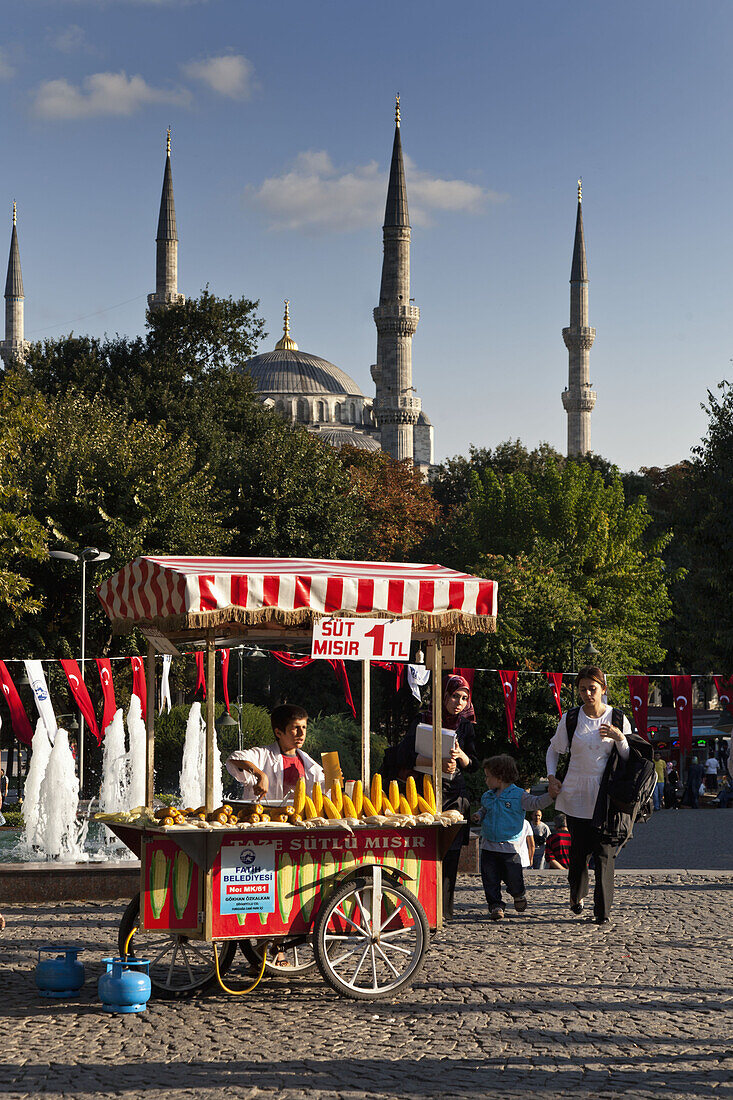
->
xmin=249 ymin=150 xmax=500 ymax=232
xmin=48 ymin=25 xmax=94 ymax=55
xmin=182 ymin=54 xmax=254 ymax=99
xmin=32 ymin=71 xmax=190 ymax=120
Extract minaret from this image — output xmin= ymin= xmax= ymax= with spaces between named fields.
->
xmin=0 ymin=203 xmax=29 ymax=367
xmin=372 ymin=96 xmax=421 ymax=462
xmin=561 ymin=180 xmax=596 ymax=455
xmin=147 ymin=128 xmax=185 ymax=312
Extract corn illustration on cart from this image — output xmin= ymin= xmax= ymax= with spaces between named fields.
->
xmin=97 ymin=556 xmax=497 ymax=1000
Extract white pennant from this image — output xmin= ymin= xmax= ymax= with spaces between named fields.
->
xmin=24 ymin=659 xmax=58 ymax=741
xmin=407 ymin=664 xmax=431 ymax=701
xmin=159 ymin=654 xmax=172 ymax=715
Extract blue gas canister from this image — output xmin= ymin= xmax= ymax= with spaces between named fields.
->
xmin=35 ymin=946 xmax=85 ymax=998
xmin=98 ymin=957 xmax=152 ymax=1014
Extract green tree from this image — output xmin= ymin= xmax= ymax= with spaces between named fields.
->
xmin=425 ymin=446 xmax=672 ymax=775
xmin=4 ymin=381 xmax=225 ymax=657
xmin=0 ymin=376 xmax=47 ymax=631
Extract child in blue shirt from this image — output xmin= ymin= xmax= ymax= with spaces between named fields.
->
xmin=473 ymin=754 xmax=553 ymax=920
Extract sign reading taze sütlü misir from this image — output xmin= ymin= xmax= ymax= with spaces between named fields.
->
xmin=311 ymin=617 xmax=412 ymax=661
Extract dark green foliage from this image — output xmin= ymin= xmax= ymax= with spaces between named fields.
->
xmin=305 ymin=713 xmax=387 ymax=782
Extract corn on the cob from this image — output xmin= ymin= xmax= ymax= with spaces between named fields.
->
xmin=277 ymin=853 xmax=297 ymax=924
xmin=342 ymin=794 xmax=358 ymax=818
xmin=321 ymin=795 xmax=341 ymax=820
xmin=361 ymin=795 xmax=379 ymax=817
xmin=149 ymin=849 xmax=170 ymax=919
xmin=352 ymin=780 xmax=364 ymax=816
xmin=398 ymin=794 xmax=413 ymax=816
xmin=416 ymin=794 xmax=434 ymax=815
xmin=370 ymin=773 xmax=383 ymax=813
xmin=302 ymin=794 xmax=317 ymax=820
xmin=389 ymin=780 xmax=400 ymax=811
xmin=330 ymin=783 xmax=343 ymax=813
xmin=172 ymin=850 xmax=193 ymax=919
xmin=292 ymin=777 xmax=306 ymax=816
xmin=423 ymin=774 xmax=436 ymax=812
xmin=312 ymin=783 xmax=323 ymax=814
xmin=405 ymin=776 xmax=419 ymax=812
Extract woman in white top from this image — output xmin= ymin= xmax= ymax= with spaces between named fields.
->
xmin=546 ymin=666 xmax=632 ymax=926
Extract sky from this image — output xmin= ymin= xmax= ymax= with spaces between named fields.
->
xmin=2 ymin=0 xmax=733 ymax=471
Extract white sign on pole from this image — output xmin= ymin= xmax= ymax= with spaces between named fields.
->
xmin=311 ymin=618 xmax=412 ymax=662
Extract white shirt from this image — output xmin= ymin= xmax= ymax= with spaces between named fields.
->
xmin=225 ymin=743 xmax=325 ymax=802
xmin=546 ymin=706 xmax=632 ymax=820
xmin=513 ymin=819 xmax=534 ymax=868
xmin=705 ymin=757 xmax=719 ymax=775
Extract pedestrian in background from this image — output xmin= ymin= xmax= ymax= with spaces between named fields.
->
xmin=544 ymin=814 xmax=572 ymax=868
xmin=529 ymin=809 xmax=551 ymax=868
xmin=704 ymin=753 xmax=720 ymax=792
xmin=546 ymin=665 xmax=634 ymax=925
xmin=653 ymin=754 xmax=666 ymax=810
xmin=684 ymin=757 xmax=704 ymax=807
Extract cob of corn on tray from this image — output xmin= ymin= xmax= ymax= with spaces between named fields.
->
xmin=95 ymin=775 xmax=464 ymax=831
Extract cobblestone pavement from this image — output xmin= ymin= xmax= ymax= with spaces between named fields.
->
xmin=3 ymin=872 xmax=733 ymax=1100
xmin=615 ymin=804 xmax=733 ymax=869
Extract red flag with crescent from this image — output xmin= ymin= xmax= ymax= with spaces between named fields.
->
xmin=627 ymin=675 xmax=649 ymax=740
xmin=498 ymin=670 xmax=518 ymax=745
xmin=194 ymin=652 xmax=206 ymax=699
xmin=714 ymin=676 xmax=733 ymax=718
xmin=221 ymin=649 xmax=230 ymax=713
xmin=60 ymin=659 xmax=102 ymax=745
xmin=670 ymin=674 xmax=693 ymax=754
xmin=96 ymin=658 xmax=117 ymax=734
xmin=545 ymin=672 xmax=563 ymax=717
xmin=130 ymin=656 xmax=147 ymax=722
xmin=0 ymin=660 xmax=34 ymax=745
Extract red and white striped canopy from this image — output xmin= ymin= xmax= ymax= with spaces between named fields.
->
xmin=97 ymin=556 xmax=498 ymax=635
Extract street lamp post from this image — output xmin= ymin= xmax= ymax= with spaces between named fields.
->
xmin=49 ymin=547 xmax=110 ymax=794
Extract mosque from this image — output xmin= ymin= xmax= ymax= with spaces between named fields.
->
xmin=0 ymin=103 xmax=595 ymax=465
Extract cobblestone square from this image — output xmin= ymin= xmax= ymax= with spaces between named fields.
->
xmin=3 ymin=862 xmax=732 ymax=1100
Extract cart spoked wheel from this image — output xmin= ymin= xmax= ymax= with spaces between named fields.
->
xmin=118 ymin=894 xmax=237 ymax=999
xmin=240 ymin=935 xmax=317 ymax=975
xmin=313 ymin=866 xmax=429 ymax=1000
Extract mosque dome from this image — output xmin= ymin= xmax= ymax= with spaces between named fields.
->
xmin=311 ymin=427 xmax=381 ymax=451
xmin=244 ymin=300 xmax=364 ymax=398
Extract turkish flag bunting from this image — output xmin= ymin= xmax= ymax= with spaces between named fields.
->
xmin=130 ymin=656 xmax=147 ymax=722
xmin=627 ymin=676 xmax=649 ymax=740
xmin=714 ymin=676 xmax=733 ymax=718
xmin=373 ymin=661 xmax=407 ymax=696
xmin=194 ymin=652 xmax=206 ymax=699
xmin=0 ymin=661 xmax=34 ymax=745
xmin=60 ymin=659 xmax=101 ymax=745
xmin=546 ymin=672 xmax=563 ymax=717
xmin=221 ymin=649 xmax=230 ymax=713
xmin=272 ymin=652 xmax=357 ymax=719
xmin=96 ymin=658 xmax=117 ymax=734
xmin=498 ymin=670 xmax=518 ymax=746
xmin=453 ymin=668 xmax=475 ymax=691
xmin=670 ymin=674 xmax=693 ymax=754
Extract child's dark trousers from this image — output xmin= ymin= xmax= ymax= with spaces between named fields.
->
xmin=480 ymin=848 xmax=525 ymax=911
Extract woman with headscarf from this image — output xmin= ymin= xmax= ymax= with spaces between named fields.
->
xmin=394 ymin=673 xmax=479 ymax=919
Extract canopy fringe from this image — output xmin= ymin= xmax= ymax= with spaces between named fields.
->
xmin=111 ymin=607 xmax=497 ymax=637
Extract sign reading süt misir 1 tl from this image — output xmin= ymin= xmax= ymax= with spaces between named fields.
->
xmin=311 ymin=617 xmax=412 ymax=661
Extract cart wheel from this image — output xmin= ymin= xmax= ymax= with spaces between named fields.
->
xmin=118 ymin=894 xmax=237 ymax=999
xmin=313 ymin=866 xmax=429 ymax=1000
xmin=240 ymin=935 xmax=317 ymax=975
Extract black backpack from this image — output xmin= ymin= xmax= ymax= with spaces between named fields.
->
xmin=565 ymin=706 xmax=656 ymax=822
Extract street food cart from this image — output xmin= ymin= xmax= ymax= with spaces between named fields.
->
xmin=97 ymin=557 xmax=497 ymax=999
